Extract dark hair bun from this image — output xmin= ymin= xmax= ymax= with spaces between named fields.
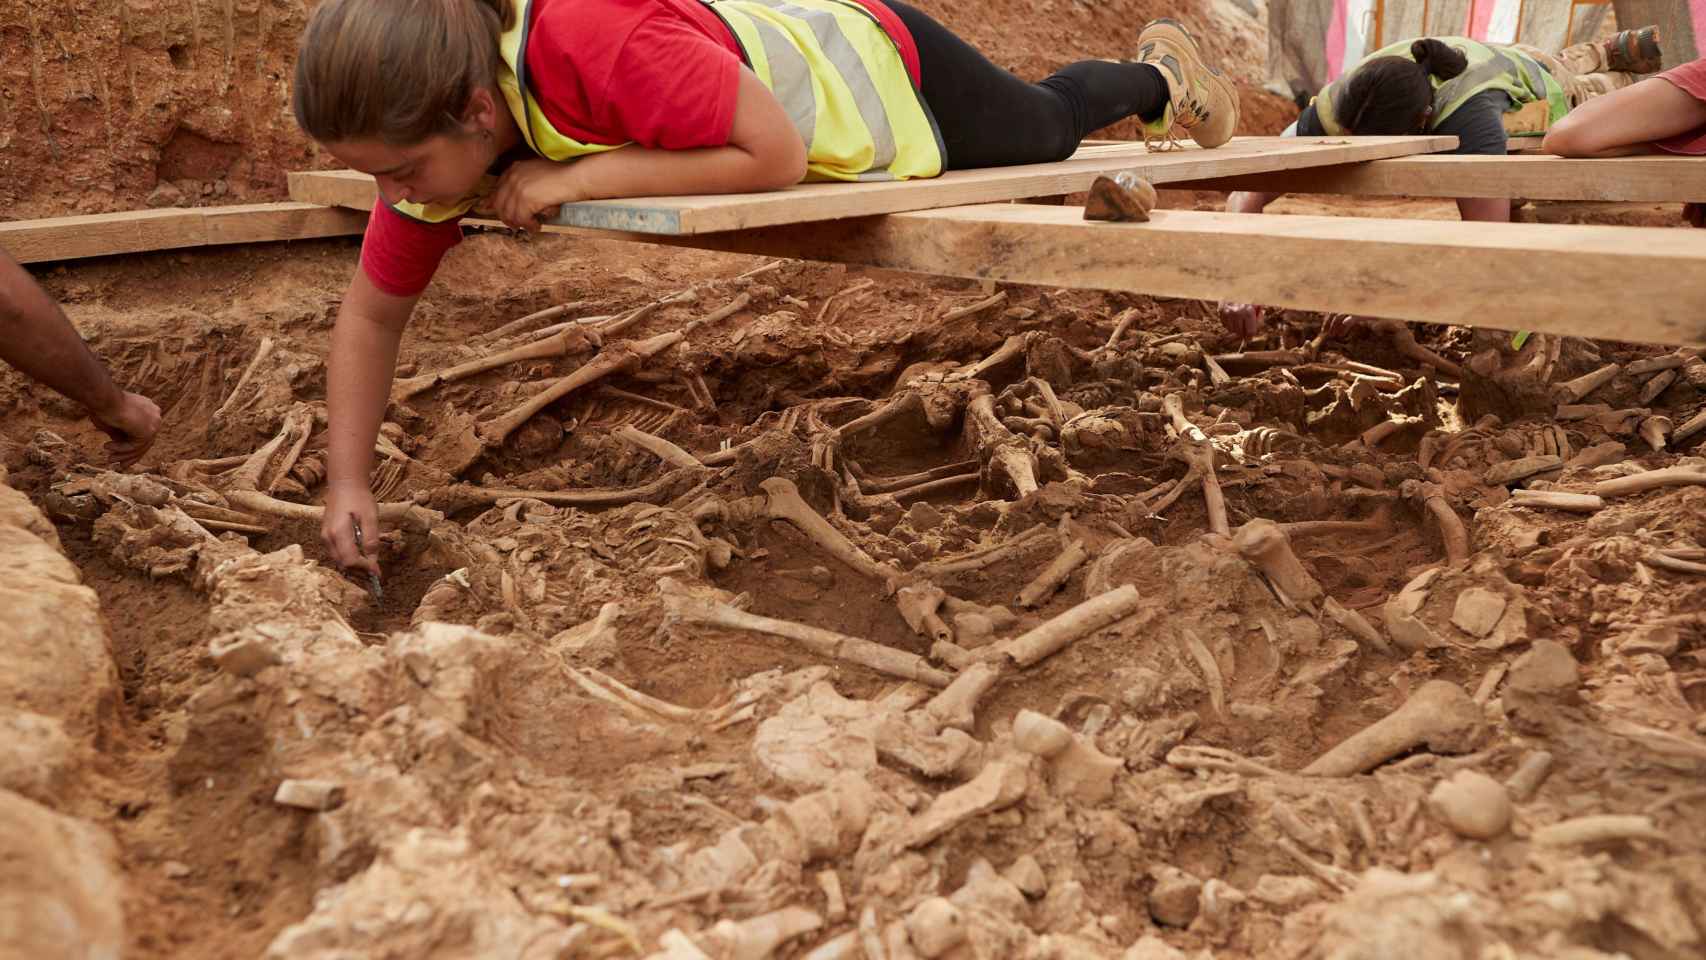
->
xmin=1410 ymin=38 xmax=1469 ymax=81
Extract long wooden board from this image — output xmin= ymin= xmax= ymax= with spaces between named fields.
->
xmin=288 ymin=135 xmax=1456 ymax=235
xmin=1 ymin=202 xmax=368 ymax=264
xmin=1167 ymin=154 xmax=1706 ymax=202
xmin=601 ymin=204 xmax=1706 ymax=345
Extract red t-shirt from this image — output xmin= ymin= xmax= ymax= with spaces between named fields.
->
xmin=1654 ymin=57 xmax=1706 ymax=157
xmin=361 ymin=0 xmax=919 ymax=297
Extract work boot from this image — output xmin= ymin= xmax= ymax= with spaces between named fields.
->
xmin=1603 ymin=25 xmax=1662 ymax=75
xmin=1135 ymin=18 xmax=1240 ymax=149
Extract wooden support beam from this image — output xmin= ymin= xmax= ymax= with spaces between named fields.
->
xmin=1167 ymin=154 xmax=1706 ymax=202
xmin=289 ymin=135 xmax=1456 ymax=235
xmin=610 ymin=204 xmax=1706 ymax=346
xmin=1 ymin=202 xmax=368 ymax=264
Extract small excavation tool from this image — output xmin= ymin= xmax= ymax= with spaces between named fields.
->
xmin=349 ymin=514 xmax=383 ymax=602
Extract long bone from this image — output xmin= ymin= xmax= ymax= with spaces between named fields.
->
xmin=1302 ymin=680 xmax=1484 ymax=776
xmin=662 ymin=589 xmax=951 ymax=687
xmin=614 ymin=425 xmax=702 ymax=469
xmin=1162 ymin=393 xmax=1229 ymax=536
xmin=391 ymin=325 xmax=599 ymax=403
xmin=1401 ymin=479 xmax=1470 ymax=566
xmin=1012 ymin=709 xmax=1122 ymax=803
xmin=420 ymin=467 xmax=709 ymax=512
xmin=921 ymin=661 xmax=1003 ymax=733
xmin=1233 ymin=519 xmax=1323 ymax=611
xmin=758 ymin=477 xmax=900 ymax=583
xmin=999 ymin=584 xmax=1141 ymax=668
xmin=442 ymin=294 xmax=748 ymax=475
xmin=1015 ymin=539 xmax=1089 ymax=608
xmin=1553 ymin=362 xmax=1623 ymax=403
xmin=965 ymin=390 xmax=1041 ymax=497
xmin=1594 ymin=463 xmax=1706 ymax=497
xmin=1370 ymin=319 xmax=1464 ymax=380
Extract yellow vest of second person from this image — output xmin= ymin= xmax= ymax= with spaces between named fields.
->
xmin=395 ymin=0 xmax=945 ymax=224
xmin=1313 ymin=37 xmax=1568 ymax=139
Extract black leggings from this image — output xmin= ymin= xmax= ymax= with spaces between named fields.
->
xmin=885 ymin=1 xmax=1168 ymax=169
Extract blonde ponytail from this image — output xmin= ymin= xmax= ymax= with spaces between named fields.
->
xmin=293 ymin=0 xmax=511 ymax=145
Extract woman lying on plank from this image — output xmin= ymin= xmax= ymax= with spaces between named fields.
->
xmin=1543 ymin=56 xmax=1706 ymax=229
xmin=291 ymin=0 xmax=1241 ymax=572
xmin=1219 ymin=27 xmax=1660 ymax=336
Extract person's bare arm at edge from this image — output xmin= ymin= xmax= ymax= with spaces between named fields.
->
xmin=0 ymin=249 xmax=161 ymax=466
xmin=1545 ymin=76 xmax=1706 ymax=158
xmin=322 ymin=269 xmax=418 ymax=575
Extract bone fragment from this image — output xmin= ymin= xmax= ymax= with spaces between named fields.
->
xmin=915 ymin=523 xmax=1054 ymax=578
xmin=1401 ymin=480 xmax=1469 ymax=566
xmin=1017 ymin=539 xmax=1089 ymax=608
xmin=896 ymin=584 xmax=953 ymax=644
xmin=1626 ymin=353 xmax=1689 ymax=375
xmin=940 ymin=291 xmax=1008 ymax=323
xmin=1674 ymin=409 xmax=1706 ymax=445
xmin=904 ymin=898 xmax=967 ymax=959
xmin=1556 ymin=403 xmax=1612 ymax=421
xmin=663 ymin=591 xmax=950 ymax=687
xmin=1504 ymin=750 xmax=1554 ymax=802
xmin=1000 ymin=584 xmax=1141 ymax=668
xmin=1372 ymin=318 xmax=1463 ymax=380
xmin=1649 ymin=552 xmax=1706 ymax=575
xmin=1594 ymin=464 xmax=1706 ymax=497
xmin=922 ymin=661 xmax=1003 ymax=733
xmin=1553 ymin=363 xmax=1622 ymax=403
xmin=1178 ymin=629 xmax=1226 ymax=717
xmin=1427 ymin=770 xmax=1511 ymax=839
xmin=1531 ymin=814 xmax=1669 ymax=847
xmin=1510 ymin=489 xmax=1603 ymax=512
xmin=1279 ymin=509 xmax=1391 ymax=541
xmin=1162 ymin=393 xmax=1229 ymax=536
xmin=801 ymin=932 xmax=860 ymax=960
xmin=1359 ymin=415 xmax=1424 ymax=449
xmin=1012 ymin=709 xmax=1122 ymax=803
xmin=1302 ymin=680 xmax=1484 ymax=776
xmin=760 ymin=477 xmax=899 ymax=583
xmin=1233 ymin=519 xmax=1323 ymax=611
xmin=856 ymin=459 xmax=980 ymax=494
xmin=858 ymin=907 xmax=886 ymax=960
xmin=1322 ymin=596 xmax=1392 ymax=655
xmin=816 ymin=870 xmax=846 ymax=923
xmin=899 ymin=759 xmax=1029 ymax=849
xmin=1484 ymin=455 xmax=1564 ymax=487
xmin=273 ymin=779 xmax=344 ymax=811
xmin=393 ymin=326 xmax=594 ymax=402
xmin=706 ymin=907 xmax=823 ymax=960
xmin=421 ymin=468 xmax=705 ymax=511
xmin=614 ymin=425 xmax=702 ymax=468
xmin=214 ymin=336 xmax=276 ymax=419
xmin=951 ymin=331 xmax=1036 ymax=383
xmin=1639 ymin=369 xmax=1679 ymax=406
xmin=1638 ymin=415 xmax=1672 ymax=452
xmin=966 ymin=392 xmax=1040 ymax=497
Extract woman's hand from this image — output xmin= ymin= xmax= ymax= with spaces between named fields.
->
xmin=1218 ymin=301 xmax=1265 ymax=338
xmin=322 ymin=481 xmax=381 ymax=576
xmin=493 ymin=159 xmax=584 ymax=233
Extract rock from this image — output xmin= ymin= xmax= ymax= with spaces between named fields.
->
xmin=1384 ymin=598 xmax=1443 ymax=653
xmin=0 ymin=711 xmax=75 ymax=805
xmin=0 ymin=791 xmax=126 ymax=960
xmin=905 ymin=502 xmax=944 ymax=531
xmin=1004 ymin=854 xmax=1048 ymax=898
xmin=1147 ymin=865 xmax=1202 ymax=928
xmin=144 ymin=181 xmax=185 ymax=207
xmin=1506 ymin=639 xmax=1579 ymax=702
xmin=1450 ymin=587 xmax=1508 ymax=639
xmin=904 ymin=897 xmax=965 ymax=958
xmin=1427 ymin=771 xmax=1512 ymax=840
xmin=952 ymin=612 xmax=995 ymax=648
xmin=1251 ymin=874 xmax=1321 ymax=908
xmin=163 ymin=860 xmax=193 ymax=879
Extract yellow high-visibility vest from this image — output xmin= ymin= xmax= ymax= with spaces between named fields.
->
xmin=1314 ymin=38 xmax=1568 ymax=138
xmin=395 ymin=0 xmax=944 ymax=224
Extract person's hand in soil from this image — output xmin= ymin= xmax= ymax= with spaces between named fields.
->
xmin=493 ymin=158 xmax=583 ymax=234
xmin=1320 ymin=313 xmax=1366 ymax=340
xmin=323 ymin=483 xmax=382 ymax=576
xmin=90 ymin=390 xmax=161 ymax=468
xmin=1218 ymin=301 xmax=1265 ymax=338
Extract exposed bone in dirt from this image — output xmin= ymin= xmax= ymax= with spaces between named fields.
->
xmin=6 ymin=212 xmax=1706 ymax=959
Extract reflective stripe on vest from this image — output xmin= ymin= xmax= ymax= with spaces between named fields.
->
xmin=1313 ymin=37 xmax=1568 ymax=138
xmin=393 ymin=0 xmax=943 ymax=224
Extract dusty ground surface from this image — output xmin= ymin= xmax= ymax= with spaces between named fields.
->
xmin=7 ymin=2 xmax=1706 ymax=959
xmin=3 ymin=223 xmax=1706 ymax=960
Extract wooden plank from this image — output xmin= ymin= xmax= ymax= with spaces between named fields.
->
xmin=289 ymin=135 xmax=1457 ymax=235
xmin=593 ymin=204 xmax=1706 ymax=346
xmin=1167 ymin=154 xmax=1706 ymax=202
xmin=1 ymin=202 xmax=368 ymax=264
